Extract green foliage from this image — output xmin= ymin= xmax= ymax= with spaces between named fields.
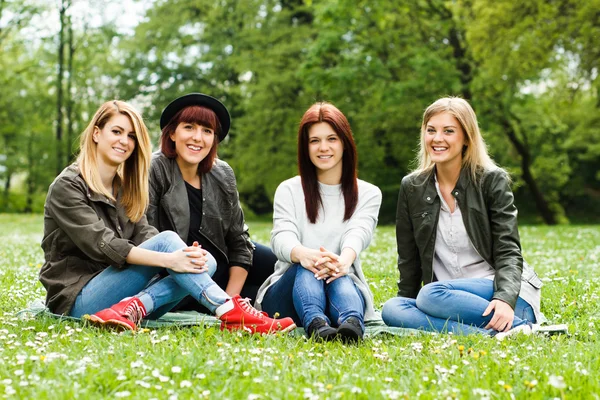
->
xmin=1 ymin=215 xmax=600 ymax=397
xmin=0 ymin=0 xmax=598 ymax=221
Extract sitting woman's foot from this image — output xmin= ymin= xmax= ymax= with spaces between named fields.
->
xmin=216 ymin=295 xmax=296 ymax=334
xmin=85 ymin=297 xmax=147 ymax=332
xmin=337 ymin=317 xmax=364 ymax=343
xmin=306 ymin=318 xmax=338 ymax=341
xmin=532 ymin=323 xmax=569 ymax=335
xmin=496 ymin=323 xmax=569 ymax=341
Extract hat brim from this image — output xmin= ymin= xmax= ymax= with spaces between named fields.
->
xmin=159 ymin=93 xmax=231 ymax=141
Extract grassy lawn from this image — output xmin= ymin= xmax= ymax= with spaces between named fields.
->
xmin=0 ymin=214 xmax=598 ymax=399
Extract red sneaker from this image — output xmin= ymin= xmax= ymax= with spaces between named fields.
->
xmin=216 ymin=295 xmax=296 ymax=334
xmin=85 ymin=297 xmax=147 ymax=332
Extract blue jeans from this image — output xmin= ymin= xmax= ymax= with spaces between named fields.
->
xmin=262 ymin=264 xmax=365 ymax=331
xmin=70 ymin=231 xmax=229 ymax=318
xmin=381 ymin=278 xmax=536 ymax=335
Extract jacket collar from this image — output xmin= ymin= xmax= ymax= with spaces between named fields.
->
xmin=423 ymin=166 xmax=472 ymax=204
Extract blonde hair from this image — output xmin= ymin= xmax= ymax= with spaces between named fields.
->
xmin=77 ymin=100 xmax=152 ymax=222
xmin=414 ymin=96 xmax=499 ymax=182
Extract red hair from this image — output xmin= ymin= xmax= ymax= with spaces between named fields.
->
xmin=298 ymin=102 xmax=358 ymax=223
xmin=160 ymin=106 xmax=220 ymax=174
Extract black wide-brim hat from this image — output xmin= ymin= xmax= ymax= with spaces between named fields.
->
xmin=159 ymin=93 xmax=231 ymax=141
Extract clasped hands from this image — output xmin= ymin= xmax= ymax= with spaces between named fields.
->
xmin=169 ymin=241 xmax=210 ymax=274
xmin=298 ymin=246 xmax=351 ymax=284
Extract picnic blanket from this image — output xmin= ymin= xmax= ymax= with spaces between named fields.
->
xmin=18 ymin=298 xmax=423 ymax=337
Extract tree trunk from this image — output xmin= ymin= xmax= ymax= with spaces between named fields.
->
xmin=501 ymin=117 xmax=558 ymax=225
xmin=448 ymin=26 xmax=472 ymax=101
xmin=2 ymin=170 xmax=11 ymax=210
xmin=66 ymin=15 xmax=75 ymax=162
xmin=24 ymin=133 xmax=35 ymax=213
xmin=55 ymin=0 xmax=68 ymax=174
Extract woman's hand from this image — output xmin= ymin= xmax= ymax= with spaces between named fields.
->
xmin=314 ymin=247 xmax=356 ymax=284
xmin=167 ymin=241 xmax=209 ymax=274
xmin=483 ymin=299 xmax=515 ymax=332
xmin=291 ymin=246 xmax=333 ymax=274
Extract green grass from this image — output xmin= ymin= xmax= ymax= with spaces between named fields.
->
xmin=0 ymin=215 xmax=599 ymax=399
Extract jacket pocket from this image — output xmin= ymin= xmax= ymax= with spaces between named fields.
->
xmin=410 ymin=210 xmax=434 ymax=246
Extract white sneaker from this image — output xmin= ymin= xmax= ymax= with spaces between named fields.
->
xmin=532 ymin=323 xmax=568 ymax=335
xmin=495 ymin=324 xmax=532 ymax=341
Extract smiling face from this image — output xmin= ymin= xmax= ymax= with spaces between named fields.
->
xmin=308 ymin=122 xmax=344 ymax=181
xmin=170 ymin=122 xmax=215 ymax=169
xmin=94 ymin=113 xmax=136 ymax=168
xmin=424 ymin=112 xmax=466 ymax=172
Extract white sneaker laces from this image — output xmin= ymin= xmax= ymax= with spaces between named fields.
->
xmin=123 ymin=301 xmax=145 ymax=325
xmin=238 ymin=297 xmax=264 ymax=319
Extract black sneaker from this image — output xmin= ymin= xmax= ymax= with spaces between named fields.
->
xmin=337 ymin=317 xmax=364 ymax=343
xmin=306 ymin=318 xmax=338 ymax=341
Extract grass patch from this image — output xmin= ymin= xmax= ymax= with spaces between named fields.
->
xmin=0 ymin=214 xmax=599 ymax=398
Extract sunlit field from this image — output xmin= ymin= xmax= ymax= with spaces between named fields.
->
xmin=0 ymin=214 xmax=598 ymax=399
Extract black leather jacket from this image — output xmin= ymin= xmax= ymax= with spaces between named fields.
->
xmin=147 ymin=152 xmax=254 ymax=267
xmin=395 ymin=167 xmax=533 ymax=308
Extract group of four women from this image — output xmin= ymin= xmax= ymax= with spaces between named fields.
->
xmin=40 ymin=93 xmax=551 ymax=341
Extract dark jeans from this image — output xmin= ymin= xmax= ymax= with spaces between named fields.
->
xmin=261 ymin=264 xmax=365 ymax=330
xmin=174 ymin=242 xmax=277 ymax=312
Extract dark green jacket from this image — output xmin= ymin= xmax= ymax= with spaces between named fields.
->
xmin=147 ymin=152 xmax=254 ymax=267
xmin=396 ymin=167 xmax=530 ymax=308
xmin=39 ymin=164 xmax=158 ymax=315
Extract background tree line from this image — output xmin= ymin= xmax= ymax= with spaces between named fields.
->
xmin=0 ymin=0 xmax=598 ymax=223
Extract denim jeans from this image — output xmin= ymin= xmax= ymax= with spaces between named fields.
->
xmin=70 ymin=231 xmax=229 ymax=318
xmin=381 ymin=278 xmax=536 ymax=336
xmin=262 ymin=264 xmax=365 ymax=330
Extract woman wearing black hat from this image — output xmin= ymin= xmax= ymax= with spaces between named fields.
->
xmin=148 ymin=93 xmax=279 ymax=314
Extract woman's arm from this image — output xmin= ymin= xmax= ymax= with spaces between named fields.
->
xmin=270 ymin=181 xmax=302 ymax=263
xmin=486 ymin=170 xmax=523 ymax=309
xmin=395 ymin=177 xmax=422 ymax=299
xmin=339 ymin=183 xmax=382 ymax=259
xmin=221 ymin=166 xmax=254 ymax=293
xmin=47 ymin=176 xmax=136 ymax=267
xmin=481 ymin=170 xmax=524 ymax=332
xmin=146 ymin=157 xmax=162 ymax=229
xmin=130 ymin=214 xmax=159 ymax=246
xmin=225 ymin=266 xmax=249 ymax=296
xmin=126 ymin=245 xmax=209 ymax=274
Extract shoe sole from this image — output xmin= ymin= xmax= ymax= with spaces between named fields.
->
xmin=221 ymin=322 xmax=297 ymax=334
xmin=337 ymin=327 xmax=363 ymax=343
xmin=84 ymin=314 xmax=136 ymax=332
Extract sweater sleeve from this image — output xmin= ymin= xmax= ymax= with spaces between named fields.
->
xmin=340 ymin=182 xmax=382 ymax=258
xmin=270 ymin=180 xmax=302 ymax=263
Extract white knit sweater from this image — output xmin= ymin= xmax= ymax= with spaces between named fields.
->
xmin=255 ymin=176 xmax=382 ymax=321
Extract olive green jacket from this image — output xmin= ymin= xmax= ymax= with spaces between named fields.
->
xmin=395 ymin=167 xmax=540 ymax=309
xmin=39 ymin=164 xmax=158 ymax=315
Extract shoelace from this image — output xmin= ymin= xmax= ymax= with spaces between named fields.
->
xmin=238 ymin=297 xmax=265 ymax=319
xmin=123 ymin=301 xmax=145 ymax=325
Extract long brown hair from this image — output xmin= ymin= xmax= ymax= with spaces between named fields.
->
xmin=77 ymin=100 xmax=152 ymax=222
xmin=298 ymin=102 xmax=358 ymax=223
xmin=160 ymin=106 xmax=220 ymax=174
